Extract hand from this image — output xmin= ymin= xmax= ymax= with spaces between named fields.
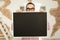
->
xmin=16 ymin=9 xmax=23 ymax=12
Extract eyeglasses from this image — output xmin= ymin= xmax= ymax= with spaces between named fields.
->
xmin=26 ymin=8 xmax=35 ymax=11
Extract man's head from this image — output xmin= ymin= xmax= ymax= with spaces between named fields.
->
xmin=26 ymin=2 xmax=35 ymax=12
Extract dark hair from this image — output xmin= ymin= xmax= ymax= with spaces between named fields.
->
xmin=26 ymin=2 xmax=35 ymax=9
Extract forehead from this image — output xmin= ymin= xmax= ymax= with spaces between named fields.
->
xmin=27 ymin=4 xmax=34 ymax=8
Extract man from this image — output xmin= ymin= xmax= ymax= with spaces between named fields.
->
xmin=16 ymin=2 xmax=39 ymax=40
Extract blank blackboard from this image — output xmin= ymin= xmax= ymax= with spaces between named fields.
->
xmin=13 ymin=12 xmax=47 ymax=37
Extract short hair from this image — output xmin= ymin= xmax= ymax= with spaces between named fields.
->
xmin=26 ymin=2 xmax=35 ymax=8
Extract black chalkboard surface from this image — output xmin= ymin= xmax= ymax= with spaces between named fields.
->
xmin=13 ymin=12 xmax=47 ymax=37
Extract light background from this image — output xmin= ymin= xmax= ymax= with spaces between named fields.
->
xmin=0 ymin=0 xmax=60 ymax=38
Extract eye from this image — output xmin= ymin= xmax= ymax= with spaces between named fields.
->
xmin=27 ymin=8 xmax=30 ymax=9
